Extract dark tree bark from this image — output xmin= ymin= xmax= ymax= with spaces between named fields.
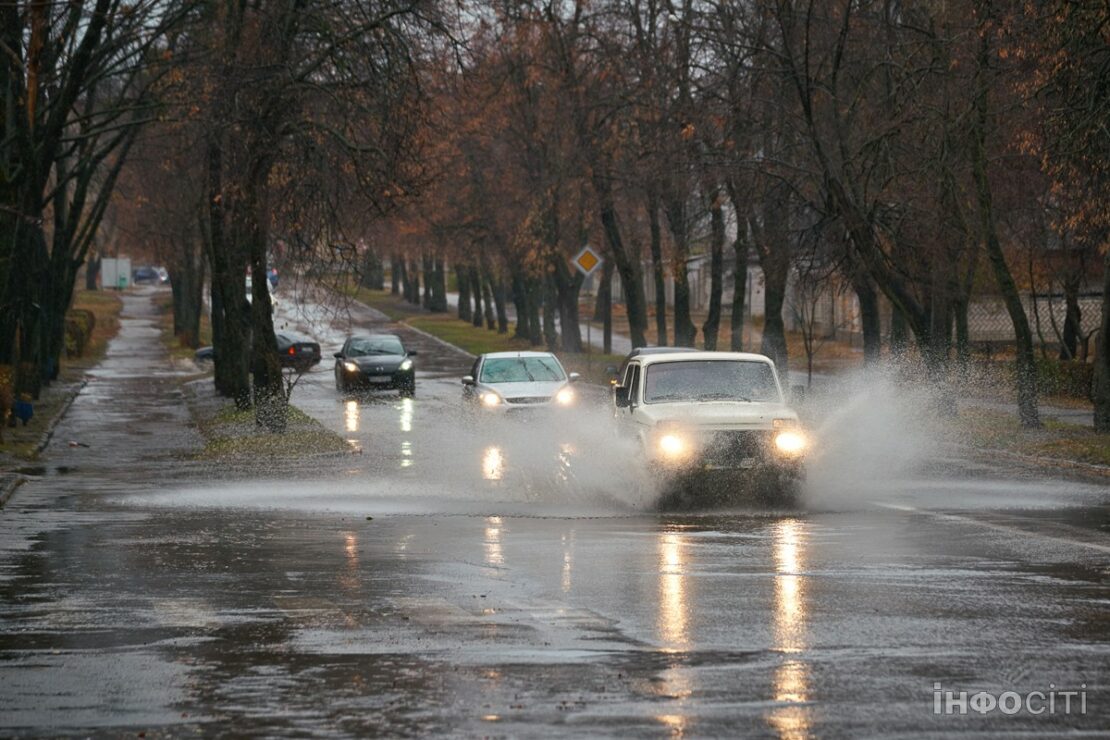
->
xmin=85 ymin=254 xmax=101 ymax=290
xmin=853 ymin=271 xmax=881 ymax=364
xmin=429 ymin=257 xmax=448 ymax=312
xmin=1094 ymin=249 xmax=1110 ymax=430
xmin=595 ymin=259 xmax=613 ymax=353
xmin=553 ymin=259 xmax=583 ymax=352
xmin=391 ymin=254 xmax=402 ymax=294
xmin=492 ymin=278 xmax=509 ymax=333
xmin=663 ymin=194 xmax=696 ymax=347
xmin=647 ymin=191 xmax=667 ymax=346
xmin=702 ymin=189 xmax=726 ymax=350
xmin=592 ymin=170 xmax=647 ymax=347
xmin=421 ymin=254 xmax=433 ymax=309
xmin=542 ymin=274 xmax=558 ymax=350
xmin=1061 ymin=274 xmax=1081 ymax=360
xmin=470 ymin=265 xmax=483 ymax=327
xmin=457 ymin=265 xmax=472 ymax=322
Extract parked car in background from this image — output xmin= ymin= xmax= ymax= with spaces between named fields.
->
xmin=276 ymin=332 xmax=321 ymax=371
xmin=462 ymin=351 xmax=580 ymax=412
xmin=334 ymin=334 xmax=417 ymax=396
xmin=156 ymin=267 xmax=169 ymax=284
xmin=194 ymin=332 xmax=320 ymax=372
xmin=132 ymin=266 xmax=161 ymax=284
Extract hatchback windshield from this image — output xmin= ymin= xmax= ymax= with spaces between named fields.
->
xmin=481 ymin=356 xmax=566 ymax=383
xmin=644 ymin=360 xmax=780 ymax=403
xmin=347 ymin=337 xmax=404 ymax=357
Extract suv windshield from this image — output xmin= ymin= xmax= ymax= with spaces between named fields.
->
xmin=348 ymin=337 xmax=404 ymax=357
xmin=644 ymin=360 xmax=780 ymax=403
xmin=481 ymin=356 xmax=566 ymax=383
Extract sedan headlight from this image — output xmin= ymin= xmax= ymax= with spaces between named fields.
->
xmin=480 ymin=391 xmax=501 ymax=407
xmin=342 ymin=361 xmax=358 ymax=372
xmin=555 ymin=387 xmax=575 ymax=406
xmin=773 ymin=430 xmax=807 ymax=457
xmin=399 ymin=358 xmax=413 ymax=371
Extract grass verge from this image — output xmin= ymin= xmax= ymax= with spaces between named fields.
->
xmin=155 ymin=293 xmax=212 ymax=363
xmin=0 ymin=289 xmax=123 ymax=462
xmin=193 ymin=402 xmax=351 ymax=461
xmin=955 ymin=408 xmax=1110 ymax=468
xmin=351 ymin=286 xmax=624 ymax=384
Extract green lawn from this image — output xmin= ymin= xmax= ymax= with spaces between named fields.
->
xmin=352 ymin=287 xmax=624 ymax=384
xmin=955 ymin=408 xmax=1110 ymax=468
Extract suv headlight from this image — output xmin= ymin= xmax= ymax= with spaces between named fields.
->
xmin=773 ymin=430 xmax=807 ymax=457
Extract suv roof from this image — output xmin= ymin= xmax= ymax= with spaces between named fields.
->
xmin=634 ymin=351 xmax=777 ymax=367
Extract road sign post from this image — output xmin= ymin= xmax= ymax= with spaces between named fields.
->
xmin=572 ymin=246 xmax=603 ymax=375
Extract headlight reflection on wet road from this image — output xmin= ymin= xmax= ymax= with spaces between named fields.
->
xmin=655 ymin=530 xmax=694 ymax=736
xmin=344 ymin=400 xmax=360 ymax=432
xmin=768 ymin=519 xmax=812 ymax=740
xmin=482 ymin=447 xmax=504 ymax=481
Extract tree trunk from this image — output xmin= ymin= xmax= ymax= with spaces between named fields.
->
xmin=593 ymin=171 xmax=647 ymax=347
xmin=702 ymin=190 xmax=725 ymax=350
xmin=492 ymin=278 xmax=509 ymax=333
xmin=971 ymin=29 xmax=1039 ymax=427
xmin=510 ymin=271 xmax=527 ymax=339
xmin=542 ymin=275 xmax=558 ymax=350
xmin=597 ymin=259 xmax=613 ymax=353
xmin=391 ymin=254 xmax=402 ymax=294
xmin=457 ymin=265 xmax=472 ymax=322
xmin=853 ymin=272 xmax=881 ymax=364
xmin=1093 ymin=249 xmax=1110 ymax=430
xmin=648 ymin=192 xmax=667 ymax=346
xmin=422 ymin=254 xmax=433 ymax=309
xmin=468 ymin=265 xmax=482 ymax=326
xmin=1061 ymin=275 xmax=1081 ymax=360
xmin=481 ymin=269 xmax=496 ymax=331
xmin=554 ymin=259 xmax=583 ymax=352
xmin=730 ymin=236 xmax=748 ymax=352
xmin=397 ymin=259 xmax=409 ymax=301
xmin=430 ymin=257 xmax=448 ymax=312
xmin=85 ymin=254 xmax=101 ymax=290
xmin=526 ymin=277 xmax=543 ymax=345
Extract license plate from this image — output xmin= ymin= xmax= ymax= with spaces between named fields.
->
xmin=368 ymin=375 xmax=391 ymax=383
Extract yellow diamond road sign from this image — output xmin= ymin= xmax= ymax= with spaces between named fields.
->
xmin=573 ymin=246 xmax=602 ymax=276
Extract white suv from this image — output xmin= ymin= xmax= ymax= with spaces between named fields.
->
xmin=612 ymin=351 xmax=807 ymax=501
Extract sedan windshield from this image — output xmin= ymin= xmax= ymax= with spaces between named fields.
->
xmin=480 ymin=356 xmax=566 ymax=383
xmin=347 ymin=337 xmax=404 ymax=357
xmin=644 ymin=360 xmax=780 ymax=403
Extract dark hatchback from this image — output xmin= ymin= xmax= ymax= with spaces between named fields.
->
xmin=334 ymin=334 xmax=417 ymax=397
xmin=276 ymin=332 xmax=321 ymax=371
xmin=193 ymin=332 xmax=321 ymax=371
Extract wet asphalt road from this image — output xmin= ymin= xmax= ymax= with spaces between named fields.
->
xmin=1 ymin=287 xmax=1108 ymax=737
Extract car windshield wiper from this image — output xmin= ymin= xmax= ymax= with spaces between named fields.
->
xmin=649 ymin=393 xmax=692 ymax=402
xmin=697 ymin=392 xmax=750 ymax=401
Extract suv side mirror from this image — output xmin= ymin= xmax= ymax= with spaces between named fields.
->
xmin=568 ymin=372 xmax=581 ymax=383
xmin=614 ymin=386 xmax=631 ymax=408
xmin=791 ymin=384 xmax=806 ymax=404
xmin=462 ymin=375 xmax=475 ymax=386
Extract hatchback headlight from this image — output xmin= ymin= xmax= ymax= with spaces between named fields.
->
xmin=399 ymin=358 xmax=413 ymax=371
xmin=343 ymin=361 xmax=358 ymax=372
xmin=773 ymin=430 xmax=807 ymax=457
xmin=555 ymin=387 xmax=575 ymax=405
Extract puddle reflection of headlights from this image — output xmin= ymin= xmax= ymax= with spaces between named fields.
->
xmin=555 ymin=387 xmax=575 ymax=405
xmin=399 ymin=358 xmax=413 ymax=371
xmin=481 ymin=392 xmax=502 ymax=407
xmin=658 ymin=433 xmax=689 ymax=459
xmin=343 ymin=361 xmax=358 ymax=372
xmin=774 ymin=430 xmax=807 ymax=457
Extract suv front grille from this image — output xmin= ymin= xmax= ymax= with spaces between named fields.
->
xmin=701 ymin=430 xmax=769 ymax=467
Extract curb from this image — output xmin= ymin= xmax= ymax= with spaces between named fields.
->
xmin=34 ymin=377 xmax=89 ymax=456
xmin=0 ymin=473 xmax=25 ymax=509
xmin=0 ymin=377 xmax=88 ymax=510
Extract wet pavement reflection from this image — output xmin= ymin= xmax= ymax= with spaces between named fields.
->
xmin=0 ymin=288 xmax=1108 ymax=736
